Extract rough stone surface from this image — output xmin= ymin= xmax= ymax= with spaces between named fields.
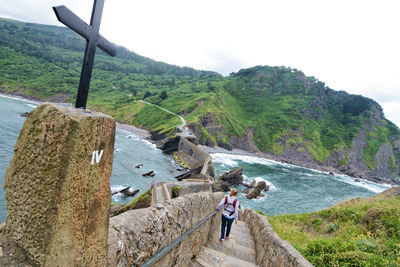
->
xmin=255 ymin=181 xmax=267 ymax=191
xmin=218 ymin=167 xmax=244 ymax=185
xmin=212 ymin=180 xmax=231 ymax=192
xmin=2 ymin=103 xmax=115 ymax=266
xmin=246 ymin=188 xmax=261 ymax=199
xmin=165 ymin=181 xmax=212 ymax=197
xmin=229 ymin=127 xmax=260 ymax=153
xmin=178 ymin=137 xmax=210 ymax=169
xmin=108 ymin=192 xmax=223 ymax=267
xmin=241 ymin=209 xmax=313 ymax=267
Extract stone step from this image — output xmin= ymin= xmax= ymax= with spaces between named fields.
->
xmin=194 ymin=247 xmax=257 ymax=267
xmin=192 ymin=220 xmax=258 ymax=266
xmin=207 ymin=242 xmax=256 ymax=263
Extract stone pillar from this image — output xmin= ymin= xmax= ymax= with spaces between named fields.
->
xmin=1 ymin=103 xmax=115 ymax=266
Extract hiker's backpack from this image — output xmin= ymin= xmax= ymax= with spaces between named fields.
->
xmin=224 ymin=196 xmax=237 ymax=216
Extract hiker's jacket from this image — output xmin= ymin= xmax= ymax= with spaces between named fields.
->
xmin=216 ymin=195 xmax=239 ymax=221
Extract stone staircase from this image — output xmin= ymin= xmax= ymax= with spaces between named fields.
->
xmin=151 ymin=182 xmax=171 ymax=205
xmin=191 ymin=221 xmax=258 ymax=267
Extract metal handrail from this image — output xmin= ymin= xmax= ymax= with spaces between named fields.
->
xmin=141 ymin=211 xmax=218 ymax=267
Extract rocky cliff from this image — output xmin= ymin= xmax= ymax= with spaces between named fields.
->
xmin=187 ymin=67 xmax=400 ymax=184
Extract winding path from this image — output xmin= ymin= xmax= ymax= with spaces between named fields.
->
xmin=138 ymin=100 xmax=192 ymax=137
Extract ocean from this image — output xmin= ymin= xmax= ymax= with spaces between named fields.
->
xmin=0 ymin=95 xmax=391 ymax=222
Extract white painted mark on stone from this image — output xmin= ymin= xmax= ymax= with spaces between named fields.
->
xmin=91 ymin=150 xmax=104 ymax=165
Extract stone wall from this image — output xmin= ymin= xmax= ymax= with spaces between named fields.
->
xmin=178 ymin=137 xmax=210 ymax=166
xmin=241 ymin=209 xmax=313 ymax=267
xmin=165 ymin=181 xmax=212 ymax=197
xmin=108 ymin=192 xmax=223 ymax=266
xmin=1 ymin=103 xmax=115 ymax=266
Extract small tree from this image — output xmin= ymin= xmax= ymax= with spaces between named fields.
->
xmin=143 ymin=91 xmax=151 ymax=99
xmin=207 ymin=81 xmax=215 ymax=91
xmin=160 ymin=90 xmax=168 ymax=100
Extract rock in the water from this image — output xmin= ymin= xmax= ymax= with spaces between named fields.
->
xmin=329 ymin=171 xmax=334 ymax=175
xmin=255 ymin=181 xmax=267 ymax=191
xmin=135 ymin=163 xmax=143 ymax=168
xmin=112 ymin=187 xmax=139 ymax=197
xmin=218 ymin=166 xmax=244 ymax=185
xmin=2 ymin=103 xmax=115 ymax=266
xmin=142 ymin=170 xmax=155 ymax=177
xmin=264 ymin=185 xmax=270 ymax=192
xmin=246 ymin=188 xmax=261 ymax=199
xmin=212 ymin=180 xmax=231 ymax=192
xmin=354 ymin=178 xmax=361 ymax=183
xmin=20 ymin=112 xmax=29 ymax=117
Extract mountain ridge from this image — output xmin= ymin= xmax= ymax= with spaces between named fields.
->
xmin=0 ymin=17 xmax=399 ymax=184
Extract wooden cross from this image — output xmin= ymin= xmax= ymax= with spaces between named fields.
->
xmin=53 ymin=0 xmax=117 ymax=109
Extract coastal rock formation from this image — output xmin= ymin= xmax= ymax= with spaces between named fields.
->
xmin=246 ymin=188 xmax=262 ymax=199
xmin=255 ymin=181 xmax=268 ymax=191
xmin=218 ymin=166 xmax=244 ymax=185
xmin=212 ymin=167 xmax=244 ymax=192
xmin=1 ymin=103 xmax=115 ymax=266
xmin=244 ymin=180 xmax=269 ymax=198
xmin=112 ymin=186 xmax=139 ymax=197
xmin=212 ymin=180 xmax=231 ymax=192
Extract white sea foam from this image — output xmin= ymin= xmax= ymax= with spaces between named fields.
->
xmin=142 ymin=139 xmax=157 ymax=149
xmin=212 ymin=153 xmax=276 ymax=166
xmin=0 ymin=94 xmax=38 ymax=105
xmin=111 ymin=185 xmax=128 ymax=193
xmin=26 ymin=103 xmax=37 ymax=108
xmin=211 ymin=153 xmax=239 ymax=167
xmin=332 ymin=174 xmax=391 ymax=193
xmin=211 ymin=152 xmax=313 ymax=171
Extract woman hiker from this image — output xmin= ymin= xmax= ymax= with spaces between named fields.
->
xmin=216 ymin=188 xmax=239 ymax=243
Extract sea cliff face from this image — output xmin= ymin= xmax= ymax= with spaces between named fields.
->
xmin=187 ymin=67 xmax=400 ymax=184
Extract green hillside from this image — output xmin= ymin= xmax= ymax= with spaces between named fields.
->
xmin=268 ymin=186 xmax=400 ymax=266
xmin=0 ymin=17 xmax=399 ymax=182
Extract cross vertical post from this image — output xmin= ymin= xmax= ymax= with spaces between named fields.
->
xmin=53 ymin=0 xmax=117 ymax=109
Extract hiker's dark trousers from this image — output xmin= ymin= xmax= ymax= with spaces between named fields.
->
xmin=221 ymin=214 xmax=234 ymax=239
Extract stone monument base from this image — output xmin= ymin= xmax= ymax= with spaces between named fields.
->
xmin=0 ymin=103 xmax=115 ymax=266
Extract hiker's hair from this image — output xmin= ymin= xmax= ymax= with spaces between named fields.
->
xmin=230 ymin=188 xmax=238 ymax=197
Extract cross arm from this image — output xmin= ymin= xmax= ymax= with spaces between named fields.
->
xmin=53 ymin=5 xmax=117 ymax=57
xmin=98 ymin=35 xmax=117 ymax=56
xmin=53 ymin=5 xmax=92 ymax=41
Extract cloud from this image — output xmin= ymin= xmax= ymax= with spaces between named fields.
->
xmin=381 ymin=101 xmax=400 ymax=128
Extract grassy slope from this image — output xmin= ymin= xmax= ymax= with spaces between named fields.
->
xmin=1 ymin=17 xmax=400 ymax=173
xmin=268 ymin=186 xmax=400 ymax=266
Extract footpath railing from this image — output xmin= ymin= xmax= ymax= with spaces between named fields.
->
xmin=141 ymin=211 xmax=217 ymax=267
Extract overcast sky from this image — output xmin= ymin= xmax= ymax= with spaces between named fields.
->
xmin=0 ymin=0 xmax=399 ymax=127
